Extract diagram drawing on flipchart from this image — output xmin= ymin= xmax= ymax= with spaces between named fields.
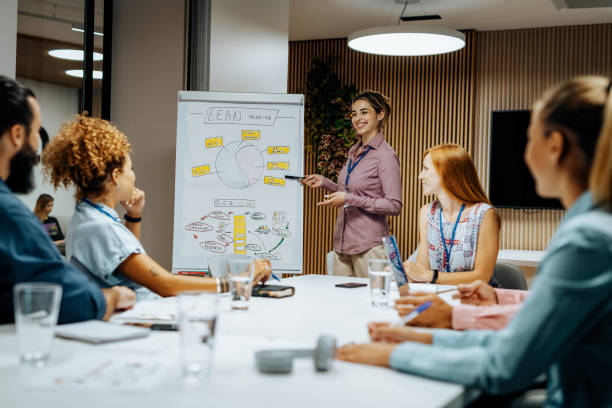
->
xmin=172 ymin=92 xmax=304 ymax=273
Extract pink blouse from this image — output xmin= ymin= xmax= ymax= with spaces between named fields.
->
xmin=452 ymin=288 xmax=529 ymax=330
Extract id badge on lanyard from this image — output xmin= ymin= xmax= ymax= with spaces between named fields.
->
xmin=343 ymin=146 xmax=372 ymax=208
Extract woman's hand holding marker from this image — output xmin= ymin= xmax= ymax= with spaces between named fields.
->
xmin=301 ymin=174 xmax=324 ymax=189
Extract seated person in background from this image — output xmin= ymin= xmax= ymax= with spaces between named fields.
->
xmin=43 ymin=115 xmax=270 ymax=299
xmin=34 ymin=193 xmax=65 ymax=250
xmin=0 ymin=75 xmax=135 ymax=324
xmin=337 ymin=76 xmax=612 ymax=407
xmin=402 ymin=144 xmax=500 ymax=287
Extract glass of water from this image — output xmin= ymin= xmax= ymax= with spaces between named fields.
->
xmin=368 ymin=259 xmax=392 ymax=307
xmin=228 ymin=257 xmax=255 ymax=311
xmin=13 ymin=282 xmax=62 ymax=367
xmin=177 ymin=291 xmax=218 ymax=380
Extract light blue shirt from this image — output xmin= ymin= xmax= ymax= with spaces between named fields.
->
xmin=389 ymin=192 xmax=612 ymax=407
xmin=66 ymin=201 xmax=151 ymax=297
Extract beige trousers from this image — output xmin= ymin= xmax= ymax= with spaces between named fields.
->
xmin=332 ymin=245 xmax=387 ymax=278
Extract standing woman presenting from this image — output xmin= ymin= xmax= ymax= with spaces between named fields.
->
xmin=302 ymin=91 xmax=402 ymax=277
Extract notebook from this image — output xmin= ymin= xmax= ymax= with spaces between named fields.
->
xmin=55 ymin=320 xmax=150 ymax=344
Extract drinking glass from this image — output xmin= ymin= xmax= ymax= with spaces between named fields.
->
xmin=368 ymin=259 xmax=392 ymax=307
xmin=228 ymin=257 xmax=255 ymax=311
xmin=177 ymin=291 xmax=218 ymax=380
xmin=13 ymin=282 xmax=62 ymax=367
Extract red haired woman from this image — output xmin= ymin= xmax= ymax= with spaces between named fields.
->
xmin=404 ymin=145 xmax=500 ymax=286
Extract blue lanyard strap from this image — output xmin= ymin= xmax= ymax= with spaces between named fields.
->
xmin=82 ymin=198 xmax=121 ymax=223
xmin=345 ymin=145 xmax=372 ymax=187
xmin=439 ymin=203 xmax=465 ymax=273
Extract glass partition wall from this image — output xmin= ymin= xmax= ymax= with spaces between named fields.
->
xmin=15 ymin=0 xmax=112 ymax=249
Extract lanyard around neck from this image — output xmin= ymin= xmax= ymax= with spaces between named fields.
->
xmin=82 ymin=198 xmax=121 ymax=223
xmin=345 ymin=145 xmax=372 ymax=187
xmin=439 ymin=203 xmax=465 ymax=273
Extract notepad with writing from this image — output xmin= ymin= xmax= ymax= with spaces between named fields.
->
xmin=252 ymin=284 xmax=295 ymax=298
xmin=55 ymin=320 xmax=150 ymax=344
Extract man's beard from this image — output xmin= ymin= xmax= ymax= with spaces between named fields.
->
xmin=6 ymin=141 xmax=37 ymax=194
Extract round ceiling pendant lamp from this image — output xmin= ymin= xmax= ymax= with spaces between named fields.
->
xmin=348 ymin=26 xmax=465 ymax=56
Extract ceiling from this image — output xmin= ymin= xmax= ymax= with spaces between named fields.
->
xmin=17 ymin=0 xmax=104 ymax=88
xmin=14 ymin=0 xmax=612 ymax=87
xmin=289 ymin=0 xmax=612 ymax=41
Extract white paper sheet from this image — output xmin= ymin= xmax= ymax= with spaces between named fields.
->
xmin=25 ymin=352 xmax=170 ymax=393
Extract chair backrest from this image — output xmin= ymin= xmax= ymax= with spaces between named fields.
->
xmin=326 ymin=251 xmax=334 ymax=276
xmin=208 ymin=254 xmax=250 ymax=278
xmin=494 ymin=262 xmax=528 ymax=290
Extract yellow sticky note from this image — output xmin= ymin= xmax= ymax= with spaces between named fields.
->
xmin=241 ymin=130 xmax=260 ymax=140
xmin=191 ymin=164 xmax=211 ymax=177
xmin=267 ymin=146 xmax=290 ymax=154
xmin=233 ymin=215 xmax=246 ymax=254
xmin=205 ymin=137 xmax=223 ymax=148
xmin=264 ymin=176 xmax=285 ymax=187
xmin=267 ymin=162 xmax=290 ymax=170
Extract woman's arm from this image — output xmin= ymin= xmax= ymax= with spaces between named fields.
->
xmin=124 ymin=219 xmax=141 ymax=240
xmin=118 ymin=253 xmax=218 ymax=296
xmin=117 ymin=254 xmax=271 ymax=297
xmin=404 ymin=209 xmax=500 ymax=284
xmin=121 ymin=189 xmax=145 ymax=239
xmin=415 ymin=204 xmax=431 ymax=269
xmin=302 ymin=174 xmax=339 ymax=193
xmin=343 ymin=154 xmax=402 ymax=215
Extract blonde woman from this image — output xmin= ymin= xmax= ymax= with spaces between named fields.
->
xmin=338 ymin=76 xmax=612 ymax=407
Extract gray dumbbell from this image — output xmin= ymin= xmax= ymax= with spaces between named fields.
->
xmin=254 ymin=335 xmax=337 ymax=374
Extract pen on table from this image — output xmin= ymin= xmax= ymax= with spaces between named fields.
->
xmin=400 ymin=300 xmax=433 ymax=325
xmin=259 ymin=271 xmax=281 ymax=288
xmin=435 ymin=287 xmax=459 ymax=295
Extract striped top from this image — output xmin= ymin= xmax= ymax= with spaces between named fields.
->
xmin=426 ymin=201 xmax=499 ymax=287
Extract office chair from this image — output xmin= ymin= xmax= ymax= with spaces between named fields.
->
xmin=493 ymin=262 xmax=528 ymax=290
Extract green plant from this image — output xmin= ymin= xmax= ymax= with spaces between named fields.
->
xmin=303 ymin=57 xmax=358 ymax=181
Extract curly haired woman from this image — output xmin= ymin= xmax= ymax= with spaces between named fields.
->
xmin=43 ymin=115 xmax=269 ymax=299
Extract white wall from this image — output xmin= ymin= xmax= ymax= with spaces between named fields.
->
xmin=209 ymin=0 xmax=289 ymax=93
xmin=111 ymin=0 xmax=290 ymax=269
xmin=0 ymin=0 xmax=17 ymax=77
xmin=111 ymin=0 xmax=186 ymax=269
xmin=16 ymin=78 xmax=79 ymax=231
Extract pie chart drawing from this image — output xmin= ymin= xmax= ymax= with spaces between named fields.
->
xmin=215 ymin=141 xmax=264 ymax=189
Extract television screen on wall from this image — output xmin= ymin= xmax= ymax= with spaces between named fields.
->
xmin=488 ymin=110 xmax=563 ymax=209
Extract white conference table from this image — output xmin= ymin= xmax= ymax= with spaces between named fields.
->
xmin=0 ymin=275 xmax=469 ymax=408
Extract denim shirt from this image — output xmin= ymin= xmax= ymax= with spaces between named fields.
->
xmin=0 ymin=179 xmax=106 ymax=324
xmin=389 ymin=192 xmax=612 ymax=407
xmin=66 ymin=201 xmax=152 ymax=299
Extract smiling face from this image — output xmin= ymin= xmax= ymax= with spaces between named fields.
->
xmin=351 ymin=99 xmax=385 ymax=137
xmin=419 ymin=153 xmax=442 ymax=196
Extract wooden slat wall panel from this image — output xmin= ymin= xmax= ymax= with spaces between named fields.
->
xmin=473 ymin=24 xmax=612 ymax=250
xmin=288 ymin=33 xmax=477 ymax=275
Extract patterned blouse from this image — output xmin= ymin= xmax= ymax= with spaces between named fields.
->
xmin=426 ymin=201 xmax=500 ymax=287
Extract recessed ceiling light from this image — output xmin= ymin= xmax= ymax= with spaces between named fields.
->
xmin=65 ymin=69 xmax=103 ymax=79
xmin=49 ymin=49 xmax=103 ymax=61
xmin=348 ymin=26 xmax=465 ymax=56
